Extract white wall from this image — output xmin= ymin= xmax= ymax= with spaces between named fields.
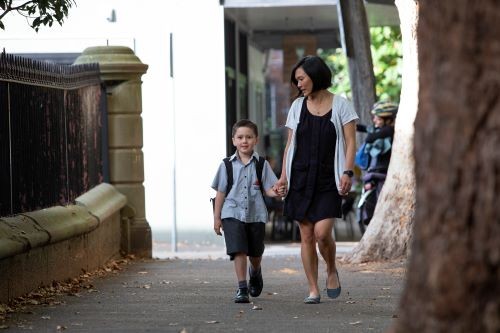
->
xmin=0 ymin=0 xmax=226 ymax=234
xmin=167 ymin=1 xmax=226 ymax=233
xmin=248 ymin=44 xmax=267 ymax=154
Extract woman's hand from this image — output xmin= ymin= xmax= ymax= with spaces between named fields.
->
xmin=339 ymin=174 xmax=352 ymax=196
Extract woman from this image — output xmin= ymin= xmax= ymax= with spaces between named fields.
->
xmin=275 ymin=56 xmax=358 ymax=304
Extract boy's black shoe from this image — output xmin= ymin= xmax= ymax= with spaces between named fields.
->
xmin=234 ymin=288 xmax=250 ymax=303
xmin=249 ymin=268 xmax=263 ymax=297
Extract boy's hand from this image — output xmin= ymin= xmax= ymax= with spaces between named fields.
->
xmin=214 ymin=217 xmax=223 ymax=236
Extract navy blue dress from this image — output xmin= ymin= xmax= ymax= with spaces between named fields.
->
xmin=284 ymin=98 xmax=342 ymax=222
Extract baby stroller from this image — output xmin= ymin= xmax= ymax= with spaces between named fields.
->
xmin=357 ymin=171 xmax=386 ymax=234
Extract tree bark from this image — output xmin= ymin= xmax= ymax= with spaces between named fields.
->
xmin=395 ymin=1 xmax=500 ymax=332
xmin=347 ymin=0 xmax=417 ymax=263
xmin=337 ymin=0 xmax=376 ymax=124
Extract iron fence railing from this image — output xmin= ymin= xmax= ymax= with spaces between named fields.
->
xmin=0 ymin=52 xmax=108 ymax=217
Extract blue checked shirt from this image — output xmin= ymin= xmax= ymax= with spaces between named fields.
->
xmin=211 ymin=151 xmax=278 ymax=223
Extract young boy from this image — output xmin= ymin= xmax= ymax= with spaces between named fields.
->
xmin=211 ymin=119 xmax=283 ymax=303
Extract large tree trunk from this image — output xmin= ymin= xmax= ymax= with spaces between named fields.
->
xmin=347 ymin=0 xmax=417 ymax=263
xmin=337 ymin=0 xmax=376 ymax=124
xmin=395 ymin=1 xmax=500 ymax=332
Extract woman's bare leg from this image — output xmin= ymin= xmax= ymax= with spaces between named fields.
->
xmin=298 ymin=221 xmax=320 ymax=297
xmin=315 ymin=218 xmax=339 ymax=289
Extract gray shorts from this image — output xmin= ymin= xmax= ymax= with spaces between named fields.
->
xmin=222 ymin=218 xmax=265 ymax=260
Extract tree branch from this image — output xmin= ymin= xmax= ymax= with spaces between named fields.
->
xmin=0 ymin=9 xmax=12 ymax=21
xmin=10 ymin=0 xmax=34 ymax=11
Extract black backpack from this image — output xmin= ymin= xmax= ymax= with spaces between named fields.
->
xmin=211 ymin=156 xmax=266 ymax=211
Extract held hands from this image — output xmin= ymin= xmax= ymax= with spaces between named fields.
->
xmin=272 ymin=178 xmax=288 ymax=197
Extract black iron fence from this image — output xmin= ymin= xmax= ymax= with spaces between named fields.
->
xmin=0 ymin=52 xmax=108 ymax=217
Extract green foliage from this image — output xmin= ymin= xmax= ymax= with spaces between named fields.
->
xmin=318 ymin=47 xmax=352 ymax=98
xmin=370 ymin=26 xmax=402 ymax=103
xmin=0 ymin=0 xmax=76 ymax=32
xmin=319 ymin=26 xmax=402 ymax=103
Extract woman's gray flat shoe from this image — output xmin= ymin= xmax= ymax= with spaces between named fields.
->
xmin=303 ymin=295 xmax=321 ymax=304
xmin=326 ymin=270 xmax=341 ymax=299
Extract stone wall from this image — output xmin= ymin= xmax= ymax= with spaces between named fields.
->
xmin=0 ymin=183 xmax=126 ymax=303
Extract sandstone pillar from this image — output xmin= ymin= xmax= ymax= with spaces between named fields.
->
xmin=74 ymin=46 xmax=151 ymax=257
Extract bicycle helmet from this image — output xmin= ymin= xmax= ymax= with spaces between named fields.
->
xmin=371 ymin=101 xmax=398 ymax=119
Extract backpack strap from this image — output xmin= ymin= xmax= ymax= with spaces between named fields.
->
xmin=255 ymin=156 xmax=265 ymax=193
xmin=223 ymin=156 xmax=265 ymax=196
xmin=223 ymin=157 xmax=233 ymax=196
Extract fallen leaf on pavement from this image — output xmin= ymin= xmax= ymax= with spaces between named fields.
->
xmin=56 ymin=325 xmax=67 ymax=330
xmin=349 ymin=321 xmax=362 ymax=325
xmin=1 ymin=257 xmax=136 ymax=318
xmin=205 ymin=320 xmax=219 ymax=324
xmin=279 ymin=268 xmax=299 ymax=274
xmin=251 ymin=305 xmax=262 ymax=310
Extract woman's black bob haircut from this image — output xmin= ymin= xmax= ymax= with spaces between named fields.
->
xmin=290 ymin=55 xmax=332 ymax=97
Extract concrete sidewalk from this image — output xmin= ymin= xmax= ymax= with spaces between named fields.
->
xmin=2 ymin=245 xmax=405 ymax=332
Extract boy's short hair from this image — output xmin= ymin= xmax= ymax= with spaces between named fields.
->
xmin=232 ymin=119 xmax=259 ymax=137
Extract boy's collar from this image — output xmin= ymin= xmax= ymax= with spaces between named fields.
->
xmin=229 ymin=151 xmax=260 ymax=162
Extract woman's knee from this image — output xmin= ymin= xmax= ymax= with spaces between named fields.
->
xmin=298 ymin=223 xmax=315 ymax=243
xmin=314 ymin=226 xmax=334 ymax=244
xmin=315 ymin=232 xmax=333 ymax=245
